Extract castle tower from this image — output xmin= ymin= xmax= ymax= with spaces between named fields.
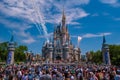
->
xmin=77 ymin=48 xmax=81 ymax=62
xmin=62 ymin=9 xmax=66 ymax=30
xmin=61 ymin=9 xmax=67 ymax=45
xmin=42 ymin=9 xmax=81 ymax=63
xmin=102 ymin=35 xmax=111 ymax=65
xmin=7 ymin=35 xmax=15 ymax=64
xmin=48 ymin=41 xmax=53 ymax=63
xmin=63 ymin=42 xmax=69 ymax=61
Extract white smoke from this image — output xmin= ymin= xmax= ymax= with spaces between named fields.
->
xmin=78 ymin=36 xmax=82 ymax=47
xmin=30 ymin=0 xmax=49 ymax=42
xmin=78 ymin=36 xmax=82 ymax=42
xmin=0 ymin=0 xmax=90 ymax=44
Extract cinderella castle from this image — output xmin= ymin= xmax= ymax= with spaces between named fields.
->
xmin=42 ymin=10 xmax=81 ymax=63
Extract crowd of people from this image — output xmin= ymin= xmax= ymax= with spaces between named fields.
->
xmin=0 ymin=63 xmax=120 ymax=80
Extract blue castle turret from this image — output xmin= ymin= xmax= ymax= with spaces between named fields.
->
xmin=7 ymin=35 xmax=15 ymax=64
xmin=102 ymin=35 xmax=111 ymax=65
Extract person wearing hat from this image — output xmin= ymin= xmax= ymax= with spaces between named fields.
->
xmin=114 ymin=69 xmax=120 ymax=80
xmin=88 ymin=72 xmax=98 ymax=80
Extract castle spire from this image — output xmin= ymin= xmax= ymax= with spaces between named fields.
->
xmin=62 ymin=7 xmax=66 ymax=28
xmin=10 ymin=34 xmax=14 ymax=42
xmin=103 ymin=35 xmax=106 ymax=44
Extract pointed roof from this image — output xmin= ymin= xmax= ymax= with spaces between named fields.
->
xmin=62 ymin=7 xmax=66 ymax=28
xmin=103 ymin=35 xmax=106 ymax=44
xmin=10 ymin=35 xmax=14 ymax=42
xmin=102 ymin=35 xmax=109 ymax=49
xmin=62 ymin=8 xmax=66 ymax=22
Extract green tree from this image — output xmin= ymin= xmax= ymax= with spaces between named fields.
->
xmin=15 ymin=45 xmax=28 ymax=62
xmin=0 ymin=42 xmax=28 ymax=62
xmin=0 ymin=42 xmax=8 ymax=62
xmin=89 ymin=50 xmax=102 ymax=64
xmin=109 ymin=45 xmax=120 ymax=65
xmin=89 ymin=45 xmax=120 ymax=65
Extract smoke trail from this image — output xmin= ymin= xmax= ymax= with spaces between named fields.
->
xmin=20 ymin=0 xmax=42 ymax=36
xmin=31 ymin=0 xmax=49 ymax=42
xmin=30 ymin=6 xmax=42 ymax=35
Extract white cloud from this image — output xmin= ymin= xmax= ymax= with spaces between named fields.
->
xmin=13 ymin=28 xmax=36 ymax=44
xmin=0 ymin=0 xmax=89 ymax=25
xmin=102 ymin=12 xmax=110 ymax=16
xmin=103 ymin=32 xmax=112 ymax=35
xmin=91 ymin=13 xmax=99 ymax=17
xmin=0 ymin=17 xmax=31 ymax=30
xmin=100 ymin=0 xmax=118 ymax=4
xmin=83 ymin=33 xmax=101 ymax=38
xmin=45 ymin=8 xmax=89 ymax=25
xmin=73 ymin=26 xmax=82 ymax=29
xmin=100 ymin=0 xmax=120 ymax=7
xmin=70 ymin=22 xmax=81 ymax=25
xmin=0 ymin=16 xmax=36 ymax=44
xmin=66 ymin=0 xmax=90 ymax=6
xmin=112 ymin=3 xmax=120 ymax=7
xmin=82 ymin=32 xmax=111 ymax=38
xmin=38 ymin=32 xmax=53 ymax=39
xmin=66 ymin=8 xmax=89 ymax=24
xmin=48 ymin=0 xmax=90 ymax=9
xmin=114 ymin=18 xmax=120 ymax=21
xmin=71 ymin=32 xmax=111 ymax=39
xmin=22 ymin=37 xmax=36 ymax=44
xmin=71 ymin=35 xmax=78 ymax=38
xmin=0 ymin=0 xmax=90 ymax=44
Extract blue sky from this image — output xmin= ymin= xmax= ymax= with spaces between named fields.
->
xmin=0 ymin=0 xmax=120 ymax=54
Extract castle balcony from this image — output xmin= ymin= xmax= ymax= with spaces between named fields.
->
xmin=8 ymin=48 xmax=15 ymax=51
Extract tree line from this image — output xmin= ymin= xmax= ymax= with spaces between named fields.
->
xmin=0 ymin=42 xmax=27 ymax=62
xmin=0 ymin=42 xmax=120 ymax=65
xmin=88 ymin=45 xmax=120 ymax=65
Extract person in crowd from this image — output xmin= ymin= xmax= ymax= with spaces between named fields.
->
xmin=114 ymin=69 xmax=120 ymax=80
xmin=0 ymin=63 xmax=120 ymax=80
xmin=88 ymin=72 xmax=98 ymax=80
